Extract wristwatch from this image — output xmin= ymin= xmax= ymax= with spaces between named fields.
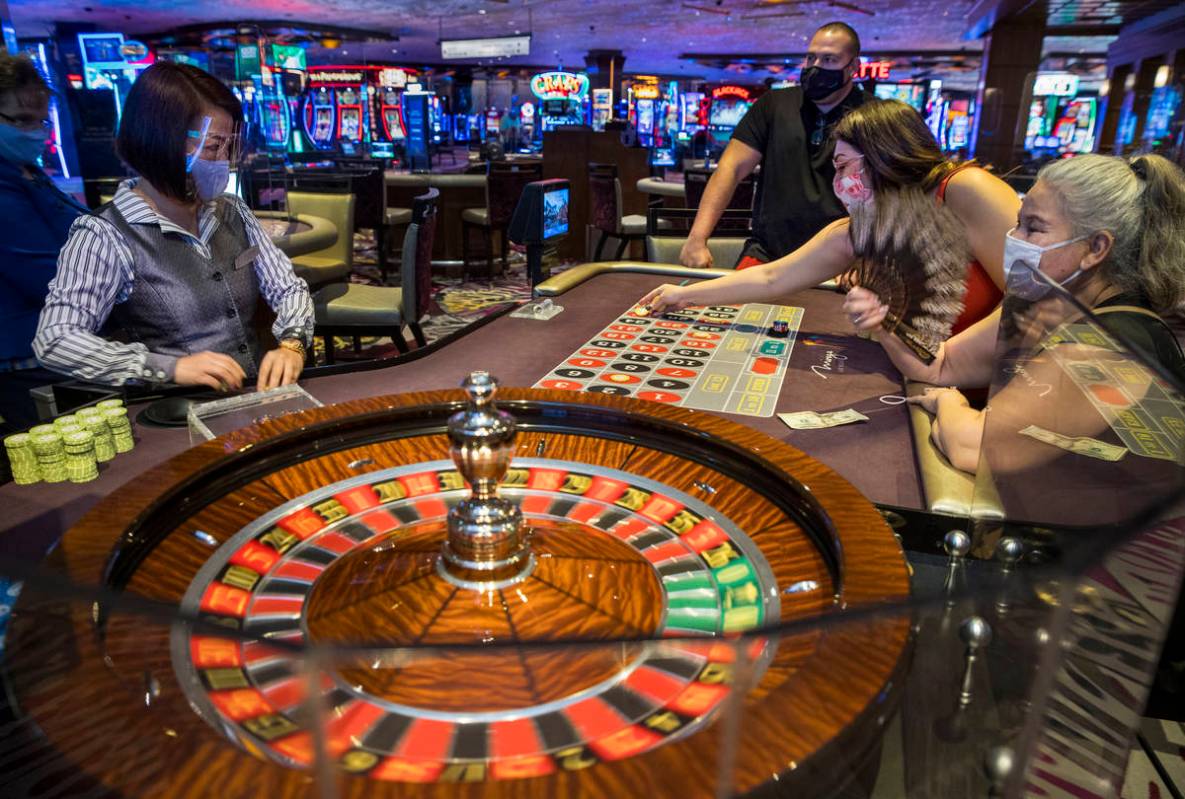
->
xmin=278 ymin=338 xmax=307 ymax=358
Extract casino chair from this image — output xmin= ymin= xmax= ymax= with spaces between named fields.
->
xmin=285 ymin=190 xmax=355 ymax=290
xmin=588 ymin=162 xmax=648 ymax=261
xmin=683 ymin=167 xmax=756 ymax=210
xmin=461 ymin=159 xmax=543 ymax=281
xmin=643 ymin=207 xmax=751 ymax=268
xmin=311 ymin=188 xmax=439 ymax=363
xmin=339 ymin=166 xmax=406 ymax=279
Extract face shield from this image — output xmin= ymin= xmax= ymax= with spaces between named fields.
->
xmin=185 ymin=115 xmax=247 ymax=202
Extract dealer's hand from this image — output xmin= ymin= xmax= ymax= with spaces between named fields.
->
xmin=637 ymin=284 xmax=694 ymax=315
xmin=257 ymin=347 xmax=304 ymax=391
xmin=841 ymin=286 xmax=889 ymax=331
xmin=679 ymin=237 xmax=714 ymax=269
xmin=174 ymin=351 xmax=246 ymax=391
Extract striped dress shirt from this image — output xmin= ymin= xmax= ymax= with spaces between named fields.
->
xmin=35 ymin=180 xmax=315 ymax=385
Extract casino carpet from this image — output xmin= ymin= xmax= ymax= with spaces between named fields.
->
xmin=308 ymin=230 xmax=557 ymax=365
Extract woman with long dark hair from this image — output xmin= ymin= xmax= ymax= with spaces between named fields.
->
xmin=35 ymin=62 xmax=313 ymax=391
xmin=641 ymin=99 xmax=1020 ymax=349
xmin=844 ymin=152 xmax=1185 ymax=471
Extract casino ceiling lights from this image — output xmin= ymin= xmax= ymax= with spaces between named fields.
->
xmin=680 ymin=49 xmax=984 ymax=78
xmin=680 ymin=0 xmax=877 ymax=20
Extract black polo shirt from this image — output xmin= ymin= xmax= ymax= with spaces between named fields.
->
xmin=732 ymin=85 xmax=866 ymax=259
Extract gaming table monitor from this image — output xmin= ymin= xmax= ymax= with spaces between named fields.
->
xmin=509 ymin=179 xmax=570 ymax=245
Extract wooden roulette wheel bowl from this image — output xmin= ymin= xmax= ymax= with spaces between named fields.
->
xmin=3 ymin=387 xmax=911 ymax=798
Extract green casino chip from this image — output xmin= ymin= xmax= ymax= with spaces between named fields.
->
xmin=3 ymin=433 xmax=41 ymax=485
xmin=62 ymin=430 xmax=99 ymax=483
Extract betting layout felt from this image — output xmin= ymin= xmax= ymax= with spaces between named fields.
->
xmin=535 ymin=299 xmax=804 ymax=417
xmin=1045 ymin=322 xmax=1185 ymax=461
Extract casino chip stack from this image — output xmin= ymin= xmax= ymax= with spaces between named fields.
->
xmin=31 ymin=431 xmax=67 ymax=483
xmin=102 ymin=406 xmax=135 ymax=453
xmin=63 ymin=430 xmax=99 ymax=483
xmin=83 ymin=416 xmax=116 ymax=462
xmin=4 ymin=434 xmax=41 ymax=485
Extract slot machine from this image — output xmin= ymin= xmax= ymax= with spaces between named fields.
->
xmin=336 ymin=86 xmax=365 ymax=147
xmin=427 ymin=95 xmax=446 ymax=145
xmin=379 ymin=87 xmax=405 ymax=142
xmin=520 ymin=101 xmax=536 ymax=148
xmin=256 ymin=71 xmax=292 ymax=152
xmin=707 ymin=85 xmax=752 ymax=150
xmin=303 ymin=87 xmax=336 ymax=150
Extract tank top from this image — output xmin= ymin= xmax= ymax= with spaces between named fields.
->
xmin=936 ymin=166 xmax=1004 ymax=335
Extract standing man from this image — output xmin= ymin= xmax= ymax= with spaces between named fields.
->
xmin=0 ymin=53 xmax=88 ymax=433
xmin=681 ymin=22 xmax=866 ymax=269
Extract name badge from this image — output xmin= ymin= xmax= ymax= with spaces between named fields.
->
xmin=234 ymin=246 xmax=260 ymax=270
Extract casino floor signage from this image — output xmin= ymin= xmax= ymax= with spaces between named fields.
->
xmin=172 ymin=458 xmax=778 ymax=783
xmin=534 ymin=299 xmax=804 ymax=417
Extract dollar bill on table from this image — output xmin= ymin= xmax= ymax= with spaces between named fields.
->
xmin=779 ymin=409 xmax=869 ymax=430
xmin=1019 ymin=425 xmax=1127 ymax=462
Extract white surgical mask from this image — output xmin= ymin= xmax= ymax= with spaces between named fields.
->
xmin=1003 ymin=227 xmax=1089 ymax=301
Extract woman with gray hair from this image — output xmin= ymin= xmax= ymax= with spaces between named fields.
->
xmin=842 ymin=152 xmax=1185 ymax=472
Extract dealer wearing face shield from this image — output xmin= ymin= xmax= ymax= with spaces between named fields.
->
xmin=0 ymin=53 xmax=89 ymax=433
xmin=35 ymin=62 xmax=314 ymax=393
xmin=680 ymin=21 xmax=866 ymax=270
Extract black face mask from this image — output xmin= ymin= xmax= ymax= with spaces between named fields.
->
xmin=801 ymin=60 xmax=853 ymax=102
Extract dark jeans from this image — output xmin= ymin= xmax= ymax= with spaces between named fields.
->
xmin=0 ymin=366 xmax=63 ymax=434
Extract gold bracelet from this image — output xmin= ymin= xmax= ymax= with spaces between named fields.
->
xmin=278 ymin=338 xmax=306 ymax=358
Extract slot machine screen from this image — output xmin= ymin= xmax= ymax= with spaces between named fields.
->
xmin=650 ymin=148 xmax=676 ymax=167
xmin=637 ymin=100 xmax=655 ymax=134
xmin=709 ymin=98 xmax=748 ymax=128
xmin=340 ymin=109 xmax=361 ymax=141
xmin=314 ymin=108 xmax=333 ymax=140
xmin=873 ymin=83 xmax=926 ymax=113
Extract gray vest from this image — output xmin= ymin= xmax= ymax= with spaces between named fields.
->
xmin=99 ymin=198 xmax=261 ymax=375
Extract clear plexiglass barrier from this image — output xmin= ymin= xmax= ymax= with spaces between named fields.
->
xmin=0 ymin=270 xmax=1181 ymax=799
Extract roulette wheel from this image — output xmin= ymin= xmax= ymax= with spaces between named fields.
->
xmin=4 ymin=373 xmax=910 ymax=798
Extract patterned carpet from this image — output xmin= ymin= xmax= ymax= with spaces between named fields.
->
xmin=310 ymin=230 xmax=543 ymax=365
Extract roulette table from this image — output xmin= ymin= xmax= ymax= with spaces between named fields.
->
xmin=2 ymin=380 xmax=911 ymax=797
xmin=252 ymin=211 xmax=339 ymax=258
xmin=0 ymin=268 xmax=922 ymax=562
xmin=2 ymin=264 xmax=1182 ymax=799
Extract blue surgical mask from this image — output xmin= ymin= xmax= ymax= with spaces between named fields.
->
xmin=1003 ymin=227 xmax=1089 ymax=301
xmin=189 ymin=157 xmax=230 ymax=202
xmin=0 ymin=123 xmax=47 ymax=165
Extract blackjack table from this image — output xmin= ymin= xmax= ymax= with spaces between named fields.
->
xmin=0 ymin=266 xmax=930 ymax=798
